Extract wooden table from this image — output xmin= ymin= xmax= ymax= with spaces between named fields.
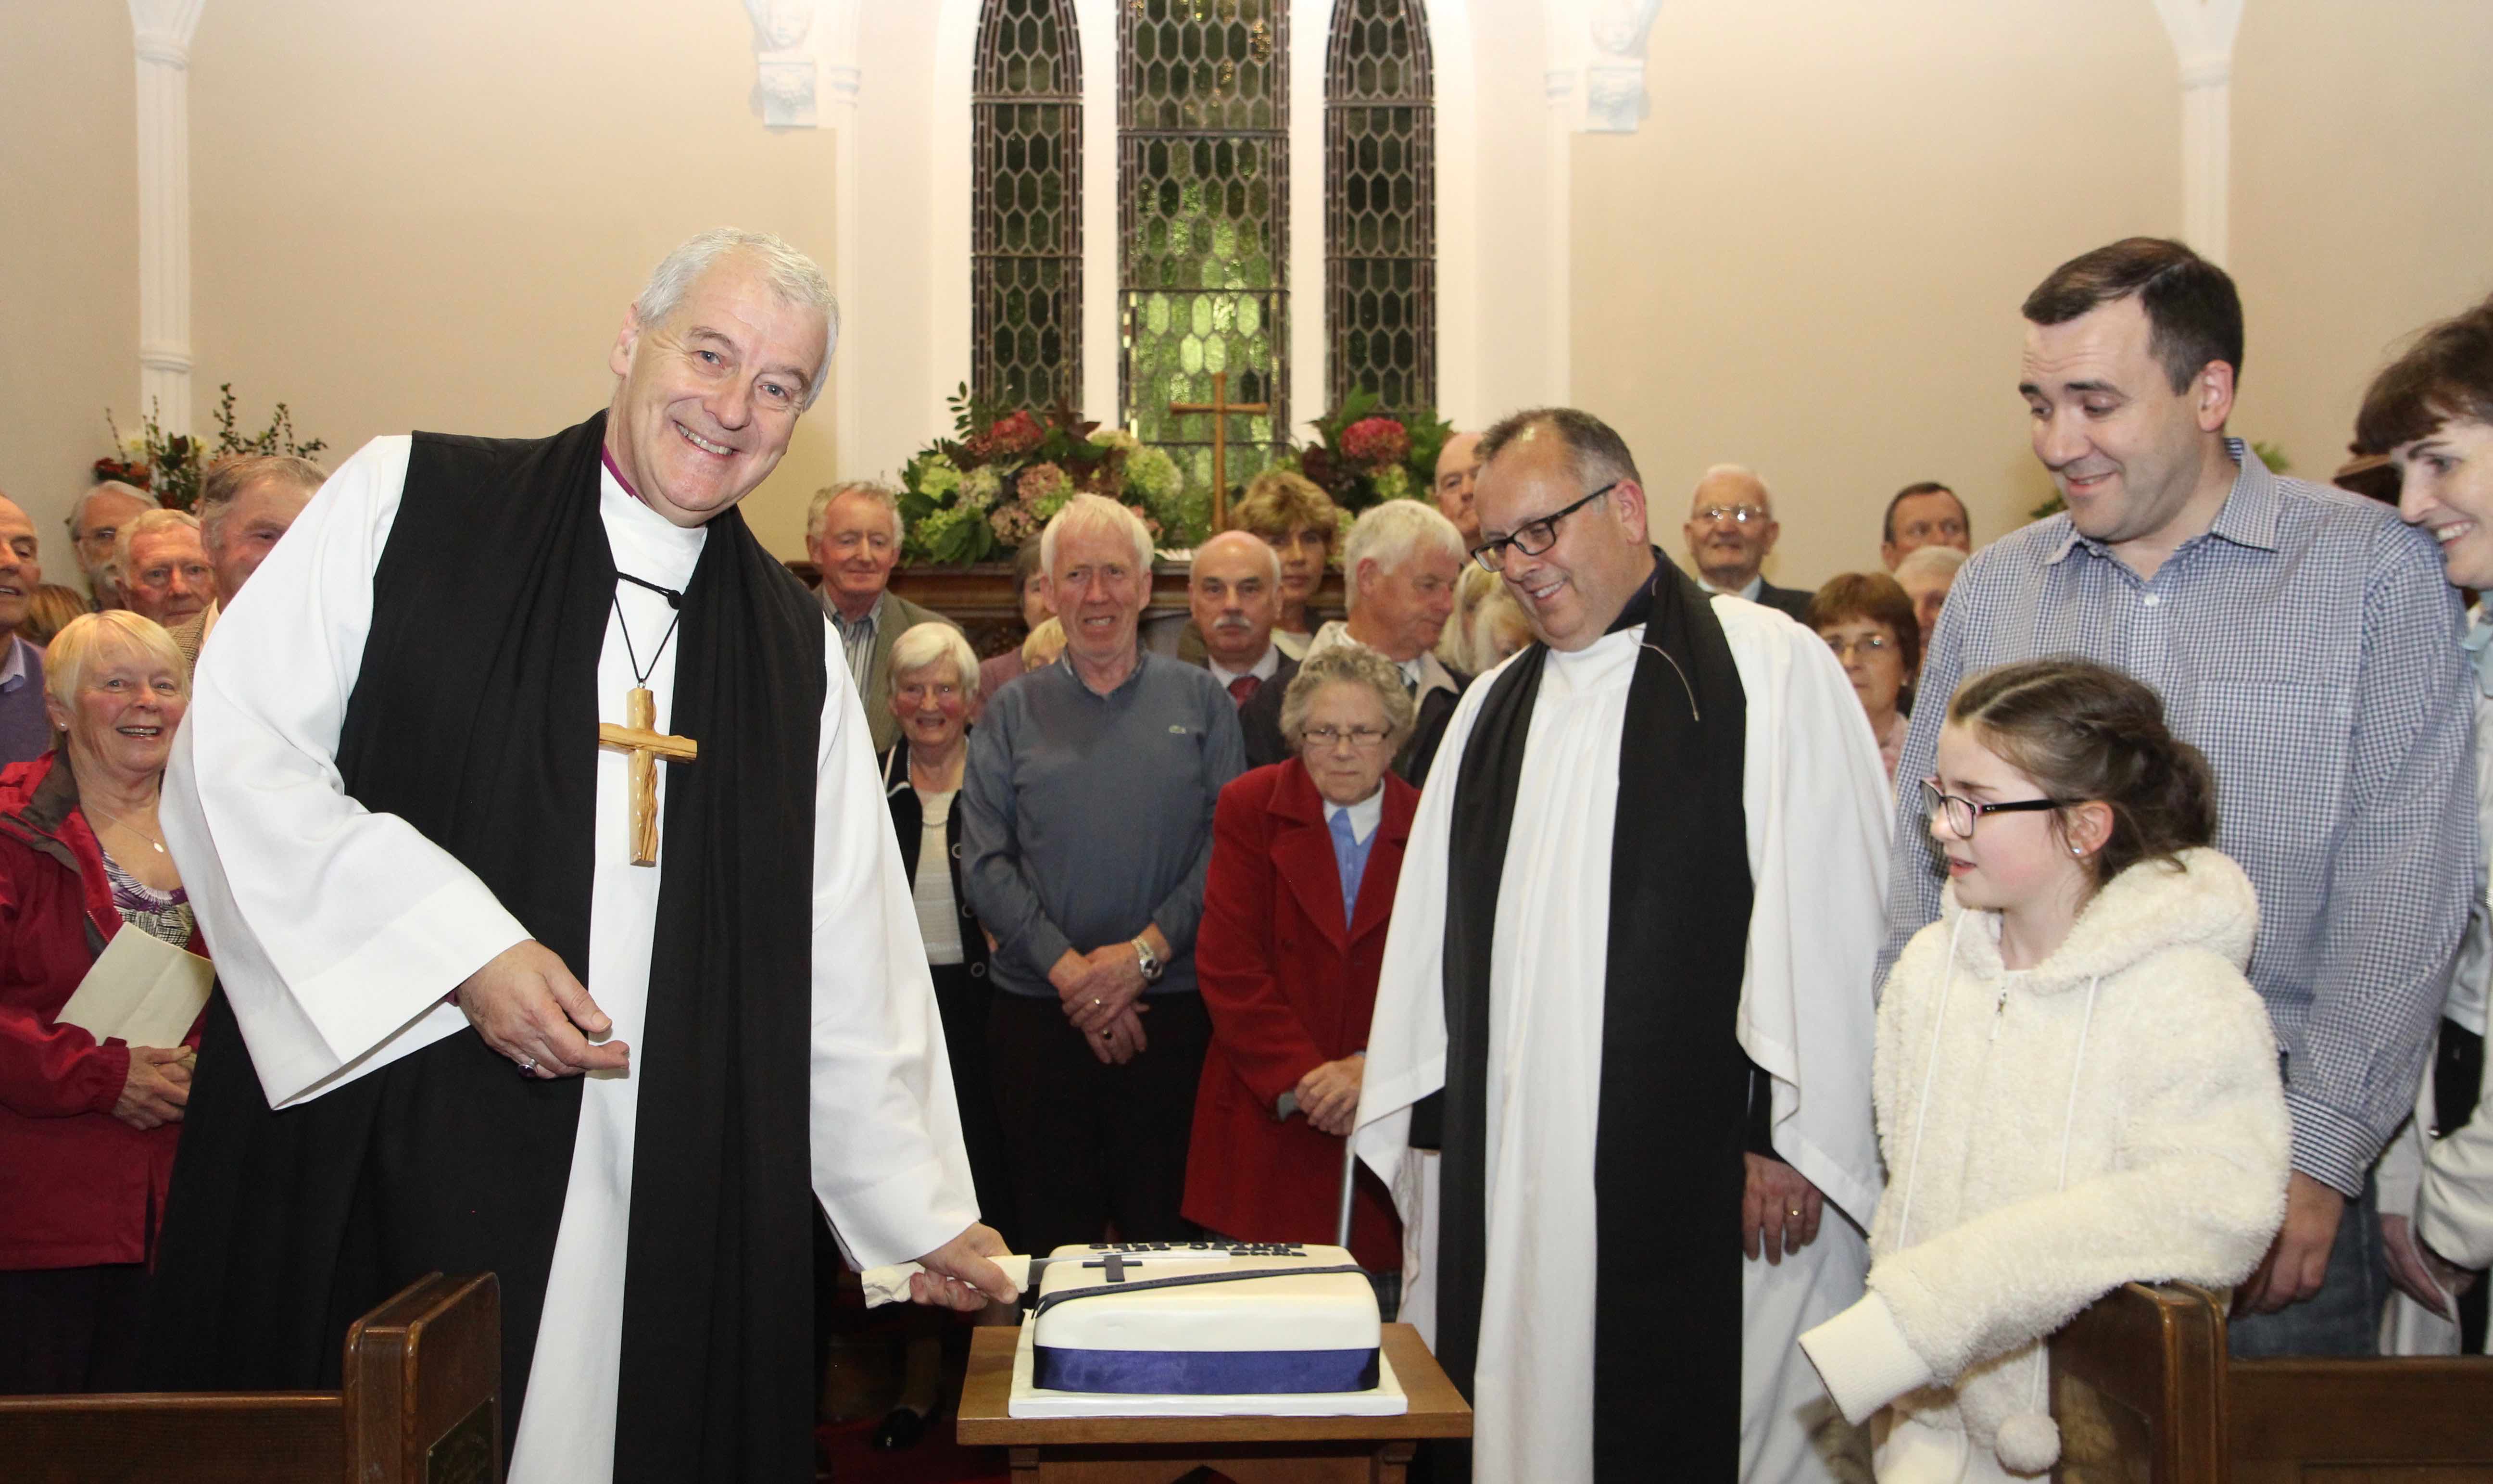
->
xmin=957 ymin=1322 xmax=1471 ymax=1483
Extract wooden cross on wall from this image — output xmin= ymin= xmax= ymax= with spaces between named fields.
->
xmin=1165 ymin=370 xmax=1270 ymax=532
xmin=597 ymin=686 xmax=697 ymax=866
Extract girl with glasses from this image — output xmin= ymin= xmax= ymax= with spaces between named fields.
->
xmin=1801 ymin=657 xmax=2290 ymax=1481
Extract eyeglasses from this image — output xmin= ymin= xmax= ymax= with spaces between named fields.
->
xmin=1693 ymin=504 xmax=1769 ymax=527
xmin=1919 ymin=778 xmax=2065 ymax=838
xmin=1470 ymin=481 xmax=1618 ymax=573
xmin=1820 ymin=632 xmax=1895 ymax=660
xmin=1302 ymin=725 xmax=1393 ymax=751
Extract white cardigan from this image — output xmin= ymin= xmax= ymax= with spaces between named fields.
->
xmin=1802 ymin=847 xmax=2291 ymax=1475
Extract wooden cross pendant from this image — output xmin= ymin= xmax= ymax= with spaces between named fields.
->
xmin=1166 ymin=370 xmax=1271 ymax=532
xmin=596 ymin=686 xmax=698 ymax=866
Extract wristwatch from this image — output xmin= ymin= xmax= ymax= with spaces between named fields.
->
xmin=1132 ymin=936 xmax=1165 ymax=983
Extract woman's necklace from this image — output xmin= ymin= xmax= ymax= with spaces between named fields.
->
xmin=86 ymin=800 xmax=168 ymax=855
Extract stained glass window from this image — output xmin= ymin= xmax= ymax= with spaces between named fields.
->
xmin=1119 ymin=0 xmax=1289 ymax=512
xmin=973 ymin=0 xmax=1083 ymax=412
xmin=1325 ymin=0 xmax=1433 ymax=414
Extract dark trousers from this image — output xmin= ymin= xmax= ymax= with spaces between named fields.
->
xmin=987 ymin=989 xmax=1210 ymax=1258
xmin=931 ymin=961 xmax=1017 ymax=1249
xmin=2228 ymin=1177 xmax=2387 ymax=1357
xmin=0 ymin=1264 xmax=151 ymax=1394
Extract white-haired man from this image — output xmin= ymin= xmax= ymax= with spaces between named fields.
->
xmin=150 ymin=228 xmax=1005 ymax=1484
xmin=1355 ymin=408 xmax=1890 ymax=1484
xmin=1890 ymin=541 xmax=1966 ymax=653
xmin=67 ymin=480 xmax=159 ymax=609
xmin=1245 ymin=498 xmax=1468 ymax=786
xmin=1685 ymin=465 xmax=1812 ymax=619
xmin=807 ymin=478 xmax=956 ymax=754
xmin=113 ymin=508 xmax=214 ymax=638
xmin=962 ymin=493 xmax=1244 ymax=1258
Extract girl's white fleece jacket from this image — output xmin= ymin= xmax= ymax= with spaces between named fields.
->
xmin=1801 ymin=846 xmax=2291 ymax=1471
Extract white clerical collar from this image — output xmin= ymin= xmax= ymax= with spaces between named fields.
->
xmin=1207 ymin=642 xmax=1280 ymax=690
xmin=1325 ymin=786 xmax=1385 ymax=845
xmin=599 ymin=460 xmax=705 ymax=584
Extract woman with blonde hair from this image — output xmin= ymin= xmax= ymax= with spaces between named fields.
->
xmin=1228 ymin=471 xmax=1343 ymax=658
xmin=0 ymin=610 xmax=205 ymax=1393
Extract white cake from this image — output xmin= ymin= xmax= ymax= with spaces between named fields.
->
xmin=1029 ymin=1242 xmax=1381 ymax=1395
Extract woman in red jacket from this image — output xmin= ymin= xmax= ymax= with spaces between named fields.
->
xmin=0 ymin=611 xmax=204 ymax=1393
xmin=1184 ymin=645 xmax=1415 ymax=1309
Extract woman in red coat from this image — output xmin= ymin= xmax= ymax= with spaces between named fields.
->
xmin=0 ymin=612 xmax=205 ymax=1393
xmin=1184 ymin=646 xmax=1416 ymax=1304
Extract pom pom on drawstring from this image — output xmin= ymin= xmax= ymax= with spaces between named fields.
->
xmin=1993 ymin=1411 xmax=2061 ymax=1473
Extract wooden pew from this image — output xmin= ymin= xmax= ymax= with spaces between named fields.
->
xmin=2050 ymin=1282 xmax=2230 ymax=1482
xmin=0 ymin=1271 xmax=500 ymax=1484
xmin=2049 ymin=1283 xmax=2493 ymax=1484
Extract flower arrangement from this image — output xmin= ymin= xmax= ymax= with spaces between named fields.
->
xmin=99 ymin=383 xmax=328 ymax=513
xmin=1293 ymin=387 xmax=1453 ymax=516
xmin=898 ymin=385 xmax=1206 ymax=564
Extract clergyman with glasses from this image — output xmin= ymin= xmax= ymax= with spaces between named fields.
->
xmin=1684 ymin=463 xmax=1814 ymax=619
xmin=1184 ymin=644 xmax=1419 ymax=1314
xmin=1353 ymin=407 xmax=1893 ymax=1484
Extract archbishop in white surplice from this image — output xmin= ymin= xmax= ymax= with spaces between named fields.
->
xmin=1355 ymin=582 xmax=1891 ymax=1482
xmin=148 ymin=231 xmax=995 ymax=1484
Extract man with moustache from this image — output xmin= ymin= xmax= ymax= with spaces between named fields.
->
xmin=65 ymin=482 xmax=158 ymax=609
xmin=0 ymin=493 xmax=48 ymax=763
xmin=1686 ymin=464 xmax=1813 ymax=619
xmin=1356 ymin=408 xmax=1890 ymax=1483
xmin=1880 ymin=237 xmax=2475 ymax=1357
xmin=149 ymin=227 xmax=1006 ymax=1484
xmin=1184 ymin=528 xmax=1295 ymax=766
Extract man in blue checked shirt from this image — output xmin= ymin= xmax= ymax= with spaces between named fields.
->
xmin=1879 ymin=237 xmax=2478 ymax=1356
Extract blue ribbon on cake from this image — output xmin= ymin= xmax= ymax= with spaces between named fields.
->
xmin=1034 ymin=1345 xmax=1381 ymax=1394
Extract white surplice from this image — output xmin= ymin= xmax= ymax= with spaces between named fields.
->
xmin=163 ymin=434 xmax=978 ymax=1484
xmin=1352 ymin=594 xmax=1892 ymax=1484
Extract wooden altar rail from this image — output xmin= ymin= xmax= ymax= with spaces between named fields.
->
xmin=0 ymin=1272 xmax=501 ymax=1484
xmin=2048 ymin=1282 xmax=2493 ymax=1482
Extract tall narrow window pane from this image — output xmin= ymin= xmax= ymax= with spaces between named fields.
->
xmin=1120 ymin=0 xmax=1288 ymax=510
xmin=974 ymin=0 xmax=1083 ymax=411
xmin=1326 ymin=0 xmax=1434 ymax=414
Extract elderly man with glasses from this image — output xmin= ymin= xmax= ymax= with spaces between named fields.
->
xmin=1683 ymin=464 xmax=1813 ymax=619
xmin=1358 ymin=407 xmax=1893 ymax=1484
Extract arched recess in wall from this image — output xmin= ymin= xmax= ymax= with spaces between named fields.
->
xmin=971 ymin=0 xmax=1083 ymax=411
xmin=1325 ymin=0 xmax=1434 ymax=415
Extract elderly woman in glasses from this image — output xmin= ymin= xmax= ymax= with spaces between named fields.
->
xmin=1184 ymin=646 xmax=1415 ymax=1307
xmin=1805 ymin=573 xmax=1920 ymax=784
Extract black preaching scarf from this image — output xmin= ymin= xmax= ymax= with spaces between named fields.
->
xmin=150 ymin=412 xmax=827 ymax=1484
xmin=1431 ymin=551 xmax=1752 ymax=1479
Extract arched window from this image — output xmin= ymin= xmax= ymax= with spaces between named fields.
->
xmin=972 ymin=0 xmax=1083 ymax=411
xmin=1325 ymin=0 xmax=1434 ymax=414
xmin=1119 ymin=0 xmax=1288 ymax=508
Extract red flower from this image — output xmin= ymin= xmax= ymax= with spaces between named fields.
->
xmin=986 ymin=410 xmax=1046 ymax=457
xmin=1341 ymin=415 xmax=1410 ymax=471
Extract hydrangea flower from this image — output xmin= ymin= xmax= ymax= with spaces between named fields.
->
xmin=1342 ymin=415 xmax=1411 ymax=471
xmin=1123 ymin=446 xmax=1184 ymax=503
xmin=1017 ymin=461 xmax=1072 ymax=518
xmin=960 ymin=466 xmax=1004 ymax=510
xmin=914 ymin=454 xmax=963 ymax=503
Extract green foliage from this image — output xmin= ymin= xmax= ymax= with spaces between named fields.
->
xmin=100 ymin=383 xmax=327 ymax=513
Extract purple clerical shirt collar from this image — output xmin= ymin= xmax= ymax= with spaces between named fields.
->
xmin=600 ymin=446 xmax=643 ymax=506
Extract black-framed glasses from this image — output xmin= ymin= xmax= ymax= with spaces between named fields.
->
xmin=1470 ymin=481 xmax=1619 ymax=573
xmin=1919 ymin=778 xmax=2064 ymax=838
